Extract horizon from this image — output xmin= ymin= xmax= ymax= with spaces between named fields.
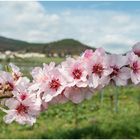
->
xmin=0 ymin=1 xmax=140 ymax=54
xmin=0 ymin=35 xmax=90 ymax=46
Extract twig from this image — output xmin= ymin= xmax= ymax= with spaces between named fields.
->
xmin=0 ymin=91 xmax=13 ymax=99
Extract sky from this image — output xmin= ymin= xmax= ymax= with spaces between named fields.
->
xmin=0 ymin=1 xmax=140 ymax=54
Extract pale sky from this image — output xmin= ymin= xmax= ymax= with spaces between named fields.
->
xmin=0 ymin=1 xmax=140 ymax=54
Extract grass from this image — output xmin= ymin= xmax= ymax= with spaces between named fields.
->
xmin=0 ymin=57 xmax=140 ymax=138
xmin=0 ymin=86 xmax=140 ymax=139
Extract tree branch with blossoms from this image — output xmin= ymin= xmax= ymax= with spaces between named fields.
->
xmin=0 ymin=44 xmax=140 ymax=126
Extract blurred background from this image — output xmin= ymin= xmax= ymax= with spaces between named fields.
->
xmin=0 ymin=1 xmax=140 ymax=139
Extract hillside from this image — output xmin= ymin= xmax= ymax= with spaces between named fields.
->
xmin=0 ymin=36 xmax=43 ymax=52
xmin=0 ymin=36 xmax=95 ymax=56
xmin=43 ymin=39 xmax=94 ymax=57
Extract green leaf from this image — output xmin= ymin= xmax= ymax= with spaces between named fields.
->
xmin=4 ymin=65 xmax=12 ymax=73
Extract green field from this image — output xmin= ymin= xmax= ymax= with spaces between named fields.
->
xmin=0 ymin=57 xmax=140 ymax=139
xmin=0 ymin=57 xmax=64 ymax=77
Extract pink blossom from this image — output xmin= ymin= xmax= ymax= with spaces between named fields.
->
xmin=63 ymin=86 xmax=94 ymax=104
xmin=0 ymin=71 xmax=15 ymax=92
xmin=31 ymin=62 xmax=67 ymax=103
xmin=31 ymin=62 xmax=55 ymax=83
xmin=59 ymin=57 xmax=95 ymax=104
xmin=31 ymin=67 xmax=46 ymax=83
xmin=60 ymin=57 xmax=88 ymax=88
xmin=30 ymin=62 xmax=55 ymax=91
xmin=82 ymin=49 xmax=94 ymax=59
xmin=42 ymin=68 xmax=67 ymax=102
xmin=14 ymin=77 xmax=30 ymax=91
xmin=127 ymin=52 xmax=140 ymax=84
xmin=101 ymin=54 xmax=130 ymax=86
xmin=43 ymin=62 xmax=55 ymax=72
xmin=3 ymin=92 xmax=41 ymax=125
xmin=132 ymin=42 xmax=140 ymax=57
xmin=48 ymin=91 xmax=68 ymax=105
xmin=1 ymin=75 xmax=41 ymax=125
xmin=9 ymin=63 xmax=22 ymax=80
xmin=4 ymin=98 xmax=40 ymax=125
xmin=86 ymin=48 xmax=112 ymax=88
xmin=13 ymin=77 xmax=34 ymax=100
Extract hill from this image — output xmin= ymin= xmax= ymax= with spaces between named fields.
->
xmin=0 ymin=36 xmax=43 ymax=52
xmin=0 ymin=36 xmax=95 ymax=56
xmin=43 ymin=39 xmax=94 ymax=57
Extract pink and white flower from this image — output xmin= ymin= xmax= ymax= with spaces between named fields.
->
xmin=60 ymin=57 xmax=88 ymax=88
xmin=13 ymin=77 xmax=30 ymax=97
xmin=86 ymin=48 xmax=112 ymax=88
xmin=101 ymin=54 xmax=130 ymax=86
xmin=42 ymin=68 xmax=67 ymax=102
xmin=9 ymin=63 xmax=22 ymax=80
xmin=31 ymin=62 xmax=67 ymax=103
xmin=63 ymin=86 xmax=94 ymax=104
xmin=0 ymin=71 xmax=15 ymax=92
xmin=82 ymin=49 xmax=94 ymax=59
xmin=132 ymin=42 xmax=140 ymax=57
xmin=127 ymin=52 xmax=140 ymax=84
xmin=3 ymin=95 xmax=40 ymax=125
xmin=30 ymin=62 xmax=55 ymax=91
xmin=2 ymin=77 xmax=41 ymax=125
xmin=48 ymin=90 xmax=68 ymax=105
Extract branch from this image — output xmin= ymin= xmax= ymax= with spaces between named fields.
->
xmin=0 ymin=91 xmax=13 ymax=99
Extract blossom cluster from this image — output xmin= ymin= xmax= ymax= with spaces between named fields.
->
xmin=0 ymin=44 xmax=140 ymax=125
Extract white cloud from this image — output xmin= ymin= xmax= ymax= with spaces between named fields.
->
xmin=0 ymin=1 xmax=140 ymax=54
